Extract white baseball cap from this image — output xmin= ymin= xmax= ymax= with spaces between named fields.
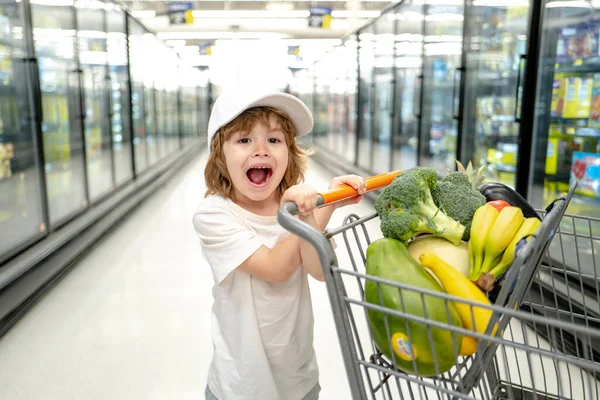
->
xmin=207 ymin=88 xmax=314 ymax=147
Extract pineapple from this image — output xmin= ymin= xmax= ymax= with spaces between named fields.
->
xmin=453 ymin=160 xmax=487 ymax=190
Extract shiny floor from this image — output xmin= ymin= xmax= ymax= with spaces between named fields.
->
xmin=0 ymin=151 xmax=597 ymax=399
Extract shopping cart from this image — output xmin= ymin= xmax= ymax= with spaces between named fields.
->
xmin=278 ymin=171 xmax=600 ymax=400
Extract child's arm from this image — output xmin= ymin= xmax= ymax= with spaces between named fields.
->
xmin=237 ymin=235 xmax=304 ymax=282
xmin=239 ymin=183 xmax=324 ymax=282
xmin=238 ymin=177 xmax=365 ymax=283
xmin=314 ymin=175 xmax=366 ymax=231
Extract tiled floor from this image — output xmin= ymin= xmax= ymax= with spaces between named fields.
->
xmin=0 ymin=150 xmax=377 ymax=399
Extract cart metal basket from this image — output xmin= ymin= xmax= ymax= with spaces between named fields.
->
xmin=278 ymin=177 xmax=600 ymax=400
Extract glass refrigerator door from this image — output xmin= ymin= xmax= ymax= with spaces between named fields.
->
xmin=145 ymin=85 xmax=158 ymax=166
xmin=420 ymin=2 xmax=465 ymax=172
xmin=527 ymin=0 xmax=600 ymax=376
xmin=32 ymin=1 xmax=87 ymax=225
xmin=156 ymin=88 xmax=166 ymax=160
xmin=531 ymin=2 xmax=600 ymax=220
xmin=345 ymin=36 xmax=358 ymax=165
xmin=461 ymin=1 xmax=530 ymax=187
xmin=391 ymin=0 xmax=424 ymax=172
xmin=372 ymin=15 xmax=395 ymax=174
xmin=313 ymin=59 xmax=329 ymax=151
xmin=76 ymin=2 xmax=113 ymax=202
xmin=0 ymin=0 xmax=47 ymax=260
xmin=358 ymin=24 xmax=375 ymax=171
xmin=107 ymin=6 xmax=132 ymax=185
xmin=128 ymin=17 xmax=148 ymax=173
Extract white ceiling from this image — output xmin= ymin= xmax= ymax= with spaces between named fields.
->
xmin=123 ymin=0 xmax=394 ymax=40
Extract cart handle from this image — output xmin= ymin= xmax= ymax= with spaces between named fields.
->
xmin=277 ymin=170 xmax=401 ymax=271
xmin=317 ymin=170 xmax=402 ymax=207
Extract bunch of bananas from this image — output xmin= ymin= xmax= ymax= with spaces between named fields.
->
xmin=468 ymin=204 xmax=541 ymax=287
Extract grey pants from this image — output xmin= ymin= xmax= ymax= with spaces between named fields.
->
xmin=205 ymin=382 xmax=321 ymax=400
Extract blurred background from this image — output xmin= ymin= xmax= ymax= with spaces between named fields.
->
xmin=1 ymin=1 xmax=600 ymax=397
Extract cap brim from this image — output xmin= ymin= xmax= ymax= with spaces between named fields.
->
xmin=223 ymin=92 xmax=313 ymax=138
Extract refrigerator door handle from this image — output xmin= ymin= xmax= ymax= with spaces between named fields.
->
xmin=68 ymin=69 xmax=85 ymax=120
xmin=514 ymin=54 xmax=527 ymax=123
xmin=452 ymin=67 xmax=464 ymax=120
xmin=414 ymin=74 xmax=423 ymax=118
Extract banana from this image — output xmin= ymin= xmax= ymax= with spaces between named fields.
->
xmin=468 ymin=205 xmax=499 ymax=280
xmin=420 ymin=252 xmax=494 ymax=335
xmin=459 ymin=335 xmax=478 ymax=357
xmin=477 ymin=206 xmax=524 ymax=277
xmin=489 ymin=217 xmax=542 ymax=279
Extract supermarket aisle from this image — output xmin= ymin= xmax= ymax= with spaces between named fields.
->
xmin=0 ymin=150 xmax=377 ymax=400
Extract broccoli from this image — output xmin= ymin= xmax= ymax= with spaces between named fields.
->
xmin=432 ymin=171 xmax=486 ymax=241
xmin=375 ymin=168 xmax=466 ymax=246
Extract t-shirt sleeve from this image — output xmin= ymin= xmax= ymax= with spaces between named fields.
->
xmin=192 ymin=204 xmax=263 ymax=285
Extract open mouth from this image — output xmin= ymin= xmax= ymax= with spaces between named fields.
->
xmin=246 ymin=166 xmax=273 ymax=187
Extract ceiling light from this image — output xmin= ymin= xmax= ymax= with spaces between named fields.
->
xmin=171 ymin=0 xmax=389 ymax=2
xmin=265 ymin=2 xmax=294 ymax=11
xmin=165 ymin=40 xmax=186 ymax=47
xmin=546 ymin=1 xmax=590 ymax=8
xmin=282 ymin=39 xmax=342 ymax=46
xmin=425 ymin=12 xmax=464 ymax=22
xmin=131 ymin=10 xmax=156 ymax=18
xmin=331 ymin=10 xmax=381 ymax=18
xmin=190 ymin=10 xmax=310 ymax=18
xmin=157 ymin=31 xmax=290 ymax=40
xmin=403 ymin=11 xmax=424 ymax=21
xmin=177 ymin=45 xmax=199 ymax=53
xmin=473 ymin=0 xmax=529 ymax=6
xmin=30 ymin=0 xmax=73 ymax=6
xmin=412 ymin=0 xmax=464 ymax=4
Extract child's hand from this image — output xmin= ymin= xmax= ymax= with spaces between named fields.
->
xmin=281 ymin=184 xmax=319 ymax=215
xmin=328 ymin=175 xmax=367 ymax=208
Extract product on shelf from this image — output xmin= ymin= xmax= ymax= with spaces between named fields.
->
xmin=551 ymin=75 xmax=565 ymax=117
xmin=476 ymin=96 xmax=517 ymax=136
xmin=589 ymin=74 xmax=600 ymax=127
xmin=570 ymin=151 xmax=600 ymax=199
xmin=561 ymin=76 xmax=593 ymax=118
xmin=557 ymin=23 xmax=600 ymax=63
xmin=0 ymin=142 xmax=14 ymax=180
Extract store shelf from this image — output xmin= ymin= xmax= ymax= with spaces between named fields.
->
xmin=550 ymin=116 xmax=590 ymax=123
xmin=477 ymin=132 xmax=520 ymax=141
xmin=0 ymin=37 xmax=23 ymax=49
xmin=475 ymin=71 xmax=520 ymax=81
xmin=490 ymin=114 xmax=517 ymax=123
xmin=550 ymin=120 xmax=600 ymax=138
xmin=492 ymin=163 xmax=517 ymax=173
xmin=555 ymin=57 xmax=600 ymax=74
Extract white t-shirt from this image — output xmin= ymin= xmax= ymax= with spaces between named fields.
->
xmin=192 ymin=194 xmax=319 ymax=400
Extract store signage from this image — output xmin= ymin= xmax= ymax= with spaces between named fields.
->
xmin=168 ymin=2 xmax=194 ymax=25
xmin=308 ymin=7 xmax=331 ymax=29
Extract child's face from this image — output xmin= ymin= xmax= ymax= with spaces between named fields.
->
xmin=222 ymin=116 xmax=289 ymax=204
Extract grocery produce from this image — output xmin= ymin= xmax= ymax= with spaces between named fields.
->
xmin=478 ymin=182 xmax=540 ymax=221
xmin=470 ymin=206 xmax=524 ymax=281
xmin=365 ymin=238 xmax=463 ymax=376
xmin=459 ymin=335 xmax=478 ymax=357
xmin=486 ymin=200 xmax=510 ymax=212
xmin=432 ymin=171 xmax=487 ymax=241
xmin=454 ymin=161 xmax=487 ymax=190
xmin=468 ymin=205 xmax=499 ymax=279
xmin=407 ymin=236 xmax=470 ymax=277
xmin=419 ymin=252 xmax=494 ymax=335
xmin=488 ymin=217 xmax=542 ymax=279
xmin=374 ymin=168 xmax=466 ymax=246
xmin=366 ymin=163 xmax=545 ymax=371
